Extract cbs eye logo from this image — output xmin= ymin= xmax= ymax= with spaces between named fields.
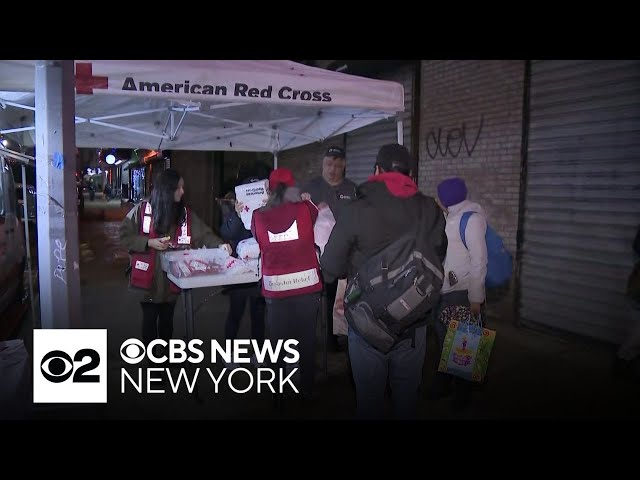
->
xmin=40 ymin=349 xmax=100 ymax=383
xmin=120 ymin=339 xmax=146 ymax=364
xmin=33 ymin=329 xmax=108 ymax=404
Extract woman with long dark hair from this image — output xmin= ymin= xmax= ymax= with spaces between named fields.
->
xmin=120 ymin=168 xmax=231 ymax=349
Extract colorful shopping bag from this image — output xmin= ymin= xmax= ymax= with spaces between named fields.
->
xmin=438 ymin=312 xmax=496 ymax=382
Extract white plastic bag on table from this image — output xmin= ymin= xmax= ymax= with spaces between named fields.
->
xmin=237 ymin=237 xmax=260 ymax=260
xmin=235 ymin=180 xmax=269 ymax=230
xmin=0 ymin=339 xmax=31 ymax=419
xmin=314 ymin=203 xmax=336 ymax=256
xmin=161 ymin=247 xmax=230 ymax=278
xmin=223 ymin=256 xmax=257 ymax=275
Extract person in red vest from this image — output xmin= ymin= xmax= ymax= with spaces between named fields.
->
xmin=120 ymin=168 xmax=231 ymax=352
xmin=249 ymin=167 xmax=323 ymax=407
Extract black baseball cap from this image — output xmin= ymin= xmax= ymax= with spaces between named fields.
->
xmin=326 ymin=146 xmax=346 ymax=159
xmin=376 ymin=143 xmax=411 ymax=173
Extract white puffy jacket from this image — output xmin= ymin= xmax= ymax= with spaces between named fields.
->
xmin=441 ymin=199 xmax=488 ymax=304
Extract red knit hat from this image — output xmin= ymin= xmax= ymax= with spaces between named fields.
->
xmin=269 ymin=168 xmax=295 ymax=188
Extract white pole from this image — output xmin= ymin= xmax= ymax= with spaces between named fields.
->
xmin=21 ymin=164 xmax=37 ymax=328
xmin=35 ymin=60 xmax=82 ymax=328
xmin=397 ymin=117 xmax=404 ymax=145
xmin=273 ymin=129 xmax=280 ymax=169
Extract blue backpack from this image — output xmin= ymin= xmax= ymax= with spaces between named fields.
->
xmin=459 ymin=211 xmax=513 ymax=288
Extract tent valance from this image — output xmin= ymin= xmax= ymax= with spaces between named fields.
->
xmin=0 ymin=60 xmax=405 ymax=152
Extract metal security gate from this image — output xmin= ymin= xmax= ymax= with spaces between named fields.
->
xmin=519 ymin=60 xmax=640 ymax=343
xmin=345 ymin=65 xmax=414 ymax=185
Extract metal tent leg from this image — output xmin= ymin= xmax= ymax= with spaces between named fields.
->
xmin=181 ymin=288 xmax=201 ymax=403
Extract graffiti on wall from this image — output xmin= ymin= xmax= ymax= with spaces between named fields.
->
xmin=426 ymin=114 xmax=484 ymax=159
xmin=53 ymin=239 xmax=67 ymax=285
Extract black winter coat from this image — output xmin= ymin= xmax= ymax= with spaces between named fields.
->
xmin=320 ymin=178 xmax=447 ymax=285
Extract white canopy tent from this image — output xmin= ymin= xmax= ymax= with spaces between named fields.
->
xmin=0 ymin=60 xmax=405 ymax=157
xmin=0 ymin=60 xmax=406 ymax=330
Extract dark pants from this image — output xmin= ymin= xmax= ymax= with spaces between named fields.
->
xmin=348 ymin=325 xmax=427 ymax=419
xmin=225 ymin=285 xmax=266 ymax=344
xmin=265 ymin=292 xmax=320 ymax=397
xmin=141 ymin=301 xmax=176 ymax=345
xmin=432 ymin=290 xmax=477 ymax=405
xmin=325 ymin=280 xmax=340 ymax=349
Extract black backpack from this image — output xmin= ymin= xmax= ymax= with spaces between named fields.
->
xmin=343 ymin=195 xmax=444 ymax=353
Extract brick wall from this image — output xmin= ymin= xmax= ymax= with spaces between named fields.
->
xmin=417 ymin=60 xmax=525 ymax=253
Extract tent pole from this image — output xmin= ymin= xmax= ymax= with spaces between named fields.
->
xmin=0 ymin=126 xmax=35 ymax=135
xmin=397 ymin=116 xmax=404 ymax=145
xmin=21 ymin=164 xmax=37 ymax=328
xmin=273 ymin=129 xmax=281 ymax=169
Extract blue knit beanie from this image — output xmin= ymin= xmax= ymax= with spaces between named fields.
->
xmin=437 ymin=177 xmax=467 ymax=207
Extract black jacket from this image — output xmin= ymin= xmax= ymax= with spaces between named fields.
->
xmin=320 ymin=174 xmax=447 ymax=285
xmin=220 ymin=209 xmax=252 ymax=257
xmin=219 ymin=200 xmax=260 ymax=293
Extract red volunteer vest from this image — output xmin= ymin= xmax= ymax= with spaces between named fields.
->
xmin=253 ymin=201 xmax=323 ymax=299
xmin=129 ymin=202 xmax=192 ymax=294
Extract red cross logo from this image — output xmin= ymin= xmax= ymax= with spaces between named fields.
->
xmin=75 ymin=63 xmax=108 ymax=95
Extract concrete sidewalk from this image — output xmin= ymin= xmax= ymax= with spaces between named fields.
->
xmin=15 ymin=217 xmax=640 ymax=420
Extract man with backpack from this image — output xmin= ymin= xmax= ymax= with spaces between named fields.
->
xmin=320 ymin=143 xmax=447 ymax=418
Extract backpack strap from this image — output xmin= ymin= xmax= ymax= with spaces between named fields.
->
xmin=380 ymin=194 xmax=427 ymax=286
xmin=459 ymin=211 xmax=477 ymax=250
